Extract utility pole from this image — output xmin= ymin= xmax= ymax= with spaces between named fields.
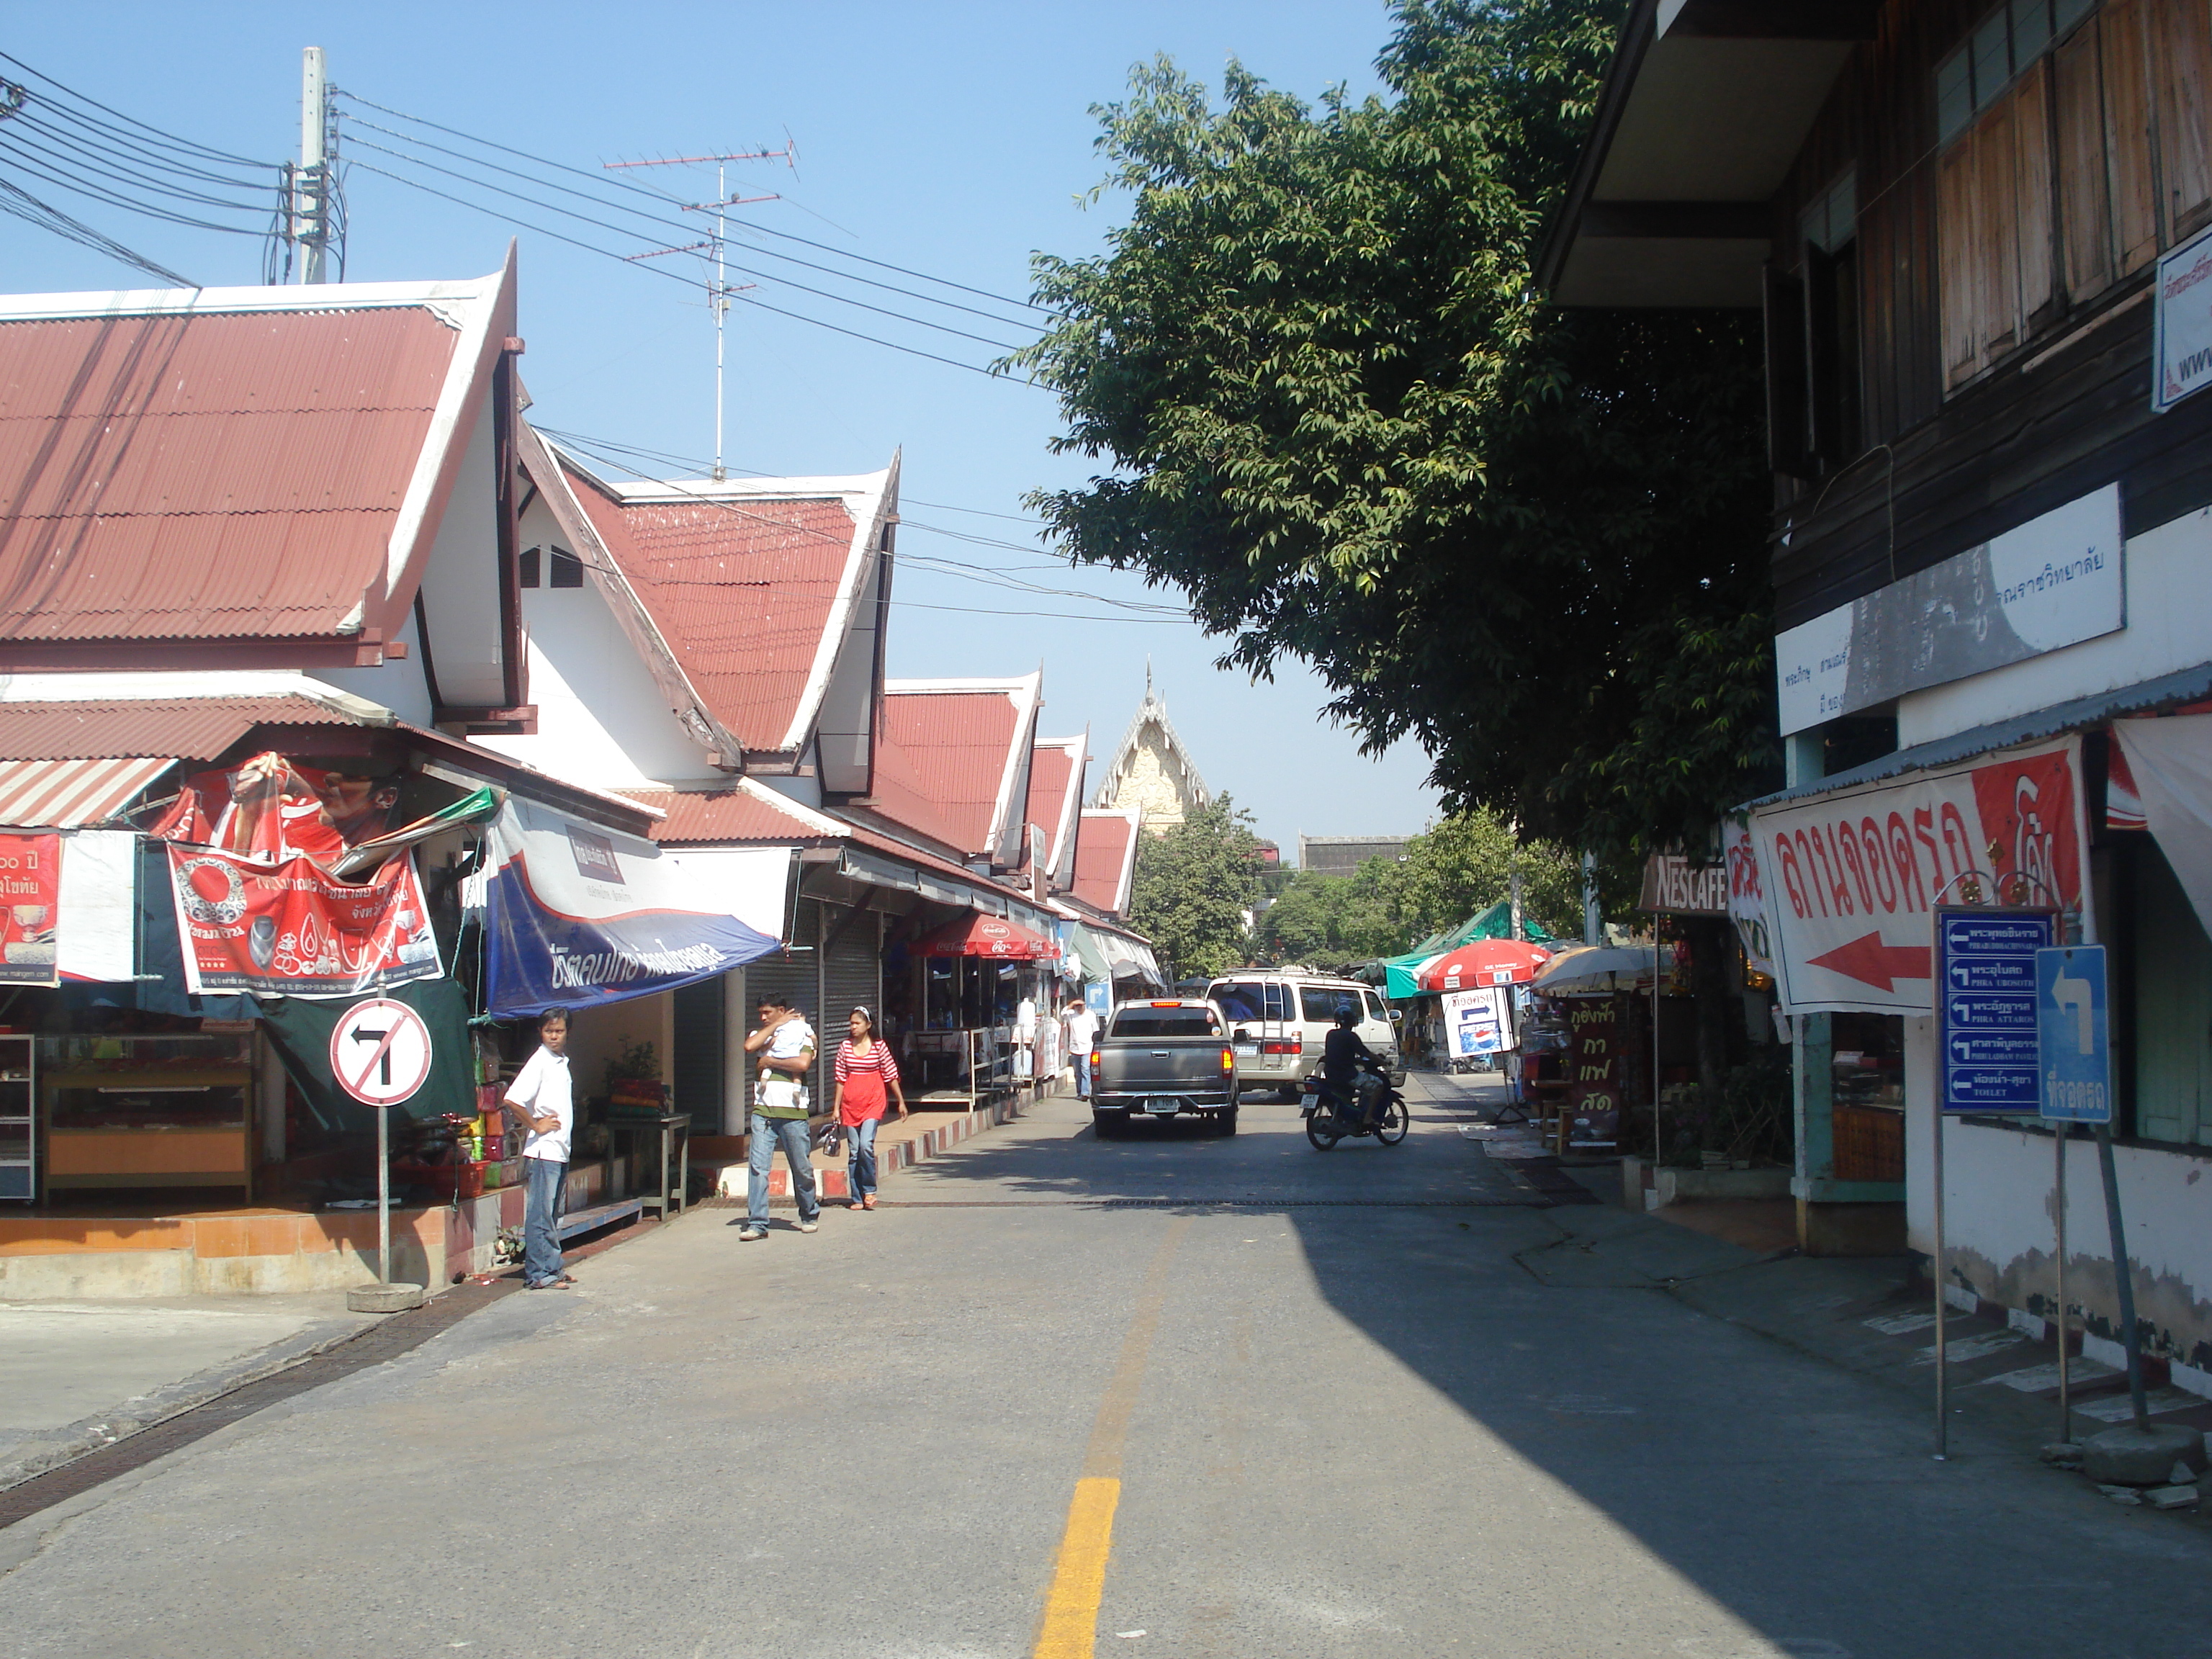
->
xmin=295 ymin=47 xmax=337 ymax=283
xmin=608 ymin=145 xmax=793 ymax=480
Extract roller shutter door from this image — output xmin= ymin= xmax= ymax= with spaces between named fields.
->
xmin=743 ymin=900 xmax=822 ymax=1103
xmin=821 ymin=900 xmax=882 ymax=1059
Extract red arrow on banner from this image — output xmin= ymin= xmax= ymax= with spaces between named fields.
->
xmin=1807 ymin=931 xmax=1933 ymax=992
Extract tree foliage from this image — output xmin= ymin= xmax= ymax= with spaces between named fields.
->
xmin=1128 ymin=796 xmax=1264 ymax=978
xmin=1012 ymin=0 xmax=1777 ymax=863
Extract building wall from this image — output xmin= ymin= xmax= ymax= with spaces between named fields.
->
xmin=1898 ymin=502 xmax=2212 ymax=745
xmin=1109 ymin=726 xmax=1197 ymax=834
xmin=1903 ymin=1014 xmax=2212 ymax=1380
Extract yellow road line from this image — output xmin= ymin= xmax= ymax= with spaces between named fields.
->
xmin=1031 ymin=1215 xmax=1190 ymax=1659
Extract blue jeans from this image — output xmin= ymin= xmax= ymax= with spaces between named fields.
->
xmin=747 ymin=1112 xmax=819 ymax=1229
xmin=846 ymin=1115 xmax=881 ymax=1199
xmin=523 ymin=1156 xmax=567 ymax=1285
xmin=1074 ymin=1051 xmax=1091 ymax=1100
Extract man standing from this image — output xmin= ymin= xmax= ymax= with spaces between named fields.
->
xmin=737 ymin=994 xmax=819 ymax=1241
xmin=1064 ymin=994 xmax=1100 ymax=1102
xmin=504 ymin=1011 xmax=575 ymax=1290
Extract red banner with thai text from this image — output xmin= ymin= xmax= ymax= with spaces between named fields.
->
xmin=1748 ymin=736 xmax=2089 ymax=1014
xmin=0 ymin=834 xmax=60 ymax=986
xmin=167 ymin=844 xmax=441 ymax=999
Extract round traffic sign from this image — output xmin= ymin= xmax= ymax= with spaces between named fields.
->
xmin=328 ymin=997 xmax=434 ymax=1107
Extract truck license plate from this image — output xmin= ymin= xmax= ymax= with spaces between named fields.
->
xmin=1145 ymin=1100 xmax=1180 ymax=1114
xmin=1233 ymin=1043 xmax=1259 ymax=1057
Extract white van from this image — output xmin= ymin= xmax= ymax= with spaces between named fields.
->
xmin=1204 ymin=971 xmax=1403 ymax=1097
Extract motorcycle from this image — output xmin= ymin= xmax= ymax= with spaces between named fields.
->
xmin=1299 ymin=1057 xmax=1408 ymax=1151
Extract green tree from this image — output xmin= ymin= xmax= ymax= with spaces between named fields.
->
xmin=1010 ymin=0 xmax=1776 ymax=864
xmin=1128 ymin=796 xmax=1264 ymax=979
xmin=1395 ymin=811 xmax=1582 ymax=940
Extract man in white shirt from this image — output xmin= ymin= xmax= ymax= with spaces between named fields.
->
xmin=1064 ymin=998 xmax=1100 ymax=1100
xmin=503 ymin=1011 xmax=575 ymax=1289
xmin=737 ymin=994 xmax=819 ymax=1241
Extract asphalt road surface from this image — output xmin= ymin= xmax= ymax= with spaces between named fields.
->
xmin=2 ymin=1079 xmax=2208 ymax=1659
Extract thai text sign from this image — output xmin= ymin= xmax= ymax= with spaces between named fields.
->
xmin=0 ymin=833 xmax=60 ymax=986
xmin=1773 ymin=485 xmax=2121 ymax=735
xmin=2036 ymin=944 xmax=2112 ymax=1123
xmin=1565 ymin=999 xmax=1621 ymax=1146
xmin=1937 ymin=909 xmax=2052 ymax=1114
xmin=1443 ymin=986 xmax=1508 ymax=1057
xmin=168 ymin=844 xmax=441 ymax=999
xmin=2154 ymin=222 xmax=2212 ymax=413
xmin=1722 ymin=818 xmax=1777 ymax=979
xmin=1748 ymin=736 xmax=2088 ymax=1015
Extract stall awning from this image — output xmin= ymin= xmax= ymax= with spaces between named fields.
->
xmin=1419 ymin=939 xmax=1552 ymax=993
xmin=915 ymin=912 xmax=1060 ymax=960
xmin=2114 ymin=715 xmax=2212 ymax=940
xmin=0 ymin=756 xmax=173 ymax=828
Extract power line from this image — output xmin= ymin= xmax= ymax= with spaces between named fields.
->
xmin=0 ymin=50 xmax=278 ymax=169
xmin=0 ymin=129 xmax=271 ymax=234
xmin=0 ymin=176 xmax=195 ymax=286
xmin=334 ymin=89 xmax=1060 ymax=318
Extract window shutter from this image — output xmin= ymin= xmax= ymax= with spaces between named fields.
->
xmin=2153 ymin=0 xmax=2212 ymax=241
xmin=2013 ymin=63 xmax=2059 ymax=330
xmin=1977 ymin=92 xmax=2026 ymax=361
xmin=1939 ymin=140 xmax=1982 ymax=387
xmin=2056 ymin=22 xmax=2116 ymax=303
xmin=1805 ymin=243 xmax=1843 ymax=462
xmin=2103 ymin=0 xmax=2162 ymax=274
xmin=1763 ymin=264 xmax=1813 ymax=475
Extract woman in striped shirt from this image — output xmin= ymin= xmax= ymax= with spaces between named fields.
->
xmin=832 ymin=1006 xmax=907 ymax=1210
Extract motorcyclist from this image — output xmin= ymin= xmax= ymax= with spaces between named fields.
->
xmin=1320 ymin=999 xmax=1381 ymax=1126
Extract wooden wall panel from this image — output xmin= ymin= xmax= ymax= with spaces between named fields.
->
xmin=2104 ymin=0 xmax=2163 ymax=274
xmin=2056 ymin=23 xmax=2116 ymax=302
xmin=2015 ymin=63 xmax=2059 ymax=328
xmin=2152 ymin=0 xmax=2212 ymax=240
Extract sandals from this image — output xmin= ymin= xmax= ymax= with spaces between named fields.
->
xmin=859 ymin=1195 xmax=878 ymax=1210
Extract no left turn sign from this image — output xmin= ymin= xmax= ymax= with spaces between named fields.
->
xmin=329 ymin=997 xmax=434 ymax=1107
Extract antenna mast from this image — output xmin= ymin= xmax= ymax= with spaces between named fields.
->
xmin=608 ymin=145 xmax=794 ymax=480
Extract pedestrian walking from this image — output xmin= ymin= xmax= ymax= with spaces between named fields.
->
xmin=832 ymin=1005 xmax=907 ymax=1210
xmin=503 ymin=1011 xmax=575 ymax=1290
xmin=737 ymin=994 xmax=819 ymax=1241
xmin=1064 ymin=997 xmax=1099 ymax=1100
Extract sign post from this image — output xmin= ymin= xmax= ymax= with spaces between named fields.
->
xmin=331 ymin=997 xmax=434 ymax=1313
xmin=2036 ymin=943 xmax=2113 ymax=1443
xmin=1934 ymin=906 xmax=2054 ymax=1458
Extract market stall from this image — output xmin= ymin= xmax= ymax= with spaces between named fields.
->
xmin=906 ymin=912 xmax=1061 ymax=1108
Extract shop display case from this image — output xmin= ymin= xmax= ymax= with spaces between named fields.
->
xmin=0 ymin=1034 xmax=32 ymax=1201
xmin=40 ymin=1031 xmax=254 ymax=1195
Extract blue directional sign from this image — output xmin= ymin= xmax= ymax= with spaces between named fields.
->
xmin=2036 ymin=945 xmax=2112 ymax=1124
xmin=1937 ymin=909 xmax=2054 ymax=1114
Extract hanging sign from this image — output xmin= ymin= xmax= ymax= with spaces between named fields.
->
xmin=0 ymin=833 xmax=60 ymax=986
xmin=1936 ymin=908 xmax=2054 ymax=1114
xmin=2153 ymin=222 xmax=2212 ymax=412
xmin=168 ymin=844 xmax=441 ymax=999
xmin=481 ymin=800 xmax=784 ymax=1017
xmin=1564 ymin=999 xmax=1622 ymax=1146
xmin=1443 ymin=986 xmax=1509 ymax=1057
xmin=1750 ymin=736 xmax=2088 ymax=1015
xmin=329 ymin=997 xmax=434 ymax=1107
xmin=2036 ymin=944 xmax=2112 ymax=1124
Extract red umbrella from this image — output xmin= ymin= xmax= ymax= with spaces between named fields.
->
xmin=1419 ymin=938 xmax=1551 ymax=992
xmin=913 ymin=912 xmax=1061 ymax=961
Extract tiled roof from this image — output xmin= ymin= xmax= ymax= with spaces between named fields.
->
xmin=620 ymin=779 xmax=840 ymax=844
xmin=0 ymin=295 xmax=475 ymax=643
xmin=0 ymin=696 xmax=359 ymax=761
xmin=557 ymin=460 xmax=884 ymax=755
xmin=867 ymin=678 xmax=1037 ymax=860
xmin=1071 ymin=808 xmax=1141 ymax=915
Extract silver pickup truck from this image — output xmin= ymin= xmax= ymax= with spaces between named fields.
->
xmin=1089 ymin=999 xmax=1239 ymax=1137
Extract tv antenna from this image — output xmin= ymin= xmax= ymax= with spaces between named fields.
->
xmin=607 ymin=143 xmax=796 ymax=481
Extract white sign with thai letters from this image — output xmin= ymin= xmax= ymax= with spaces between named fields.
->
xmin=1773 ymin=484 xmax=2122 ymax=736
xmin=2154 ymin=221 xmax=2212 ymax=413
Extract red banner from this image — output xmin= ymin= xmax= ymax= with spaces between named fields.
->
xmin=0 ymin=834 xmax=60 ymax=986
xmin=168 ymin=844 xmax=441 ymax=999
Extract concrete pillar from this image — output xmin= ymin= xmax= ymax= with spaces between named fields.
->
xmin=721 ymin=968 xmax=750 ymax=1135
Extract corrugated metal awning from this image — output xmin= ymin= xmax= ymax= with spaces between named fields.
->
xmin=0 ymin=756 xmax=174 ymax=828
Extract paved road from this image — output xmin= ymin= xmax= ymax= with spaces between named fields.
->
xmin=3 ymin=1079 xmax=2208 ymax=1658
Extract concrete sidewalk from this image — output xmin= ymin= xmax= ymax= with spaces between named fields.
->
xmin=0 ymin=1294 xmax=372 ymax=1491
xmin=714 ymin=1083 xmax=1042 ymax=1200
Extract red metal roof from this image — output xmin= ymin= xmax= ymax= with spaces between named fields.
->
xmin=562 ymin=472 xmax=858 ymax=753
xmin=0 ymin=307 xmax=461 ymax=642
xmin=0 ymin=755 xmax=174 ymax=827
xmin=1072 ymin=810 xmax=1140 ymax=914
xmin=621 ymin=784 xmax=832 ymax=845
xmin=0 ymin=696 xmax=357 ymax=761
xmin=868 ymin=688 xmax=1022 ymax=858
xmin=1022 ymin=739 xmax=1084 ymax=875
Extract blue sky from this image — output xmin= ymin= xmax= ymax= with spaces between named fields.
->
xmin=0 ymin=2 xmax=1444 ymax=857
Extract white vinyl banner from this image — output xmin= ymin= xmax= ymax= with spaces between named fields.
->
xmin=1721 ymin=817 xmax=1777 ymax=981
xmin=2113 ymin=715 xmax=2212 ymax=940
xmin=1748 ymin=736 xmax=2090 ymax=1015
xmin=58 ymin=830 xmax=136 ymax=983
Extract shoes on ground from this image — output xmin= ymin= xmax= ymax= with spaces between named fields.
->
xmin=795 ymin=1218 xmax=819 ymax=1233
xmin=860 ymin=1195 xmax=878 ymax=1210
xmin=736 ymin=1226 xmax=766 ymax=1241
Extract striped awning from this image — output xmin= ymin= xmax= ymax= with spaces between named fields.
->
xmin=0 ymin=756 xmax=174 ymax=828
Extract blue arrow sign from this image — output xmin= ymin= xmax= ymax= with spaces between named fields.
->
xmin=1938 ymin=909 xmax=2054 ymax=1114
xmin=2036 ymin=945 xmax=2111 ymax=1124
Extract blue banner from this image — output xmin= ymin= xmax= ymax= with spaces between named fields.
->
xmin=482 ymin=802 xmax=787 ymax=1017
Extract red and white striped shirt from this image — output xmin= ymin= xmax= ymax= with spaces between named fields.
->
xmin=834 ymin=1038 xmax=900 ymax=1124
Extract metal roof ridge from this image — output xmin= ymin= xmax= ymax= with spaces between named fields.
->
xmin=605 ymin=468 xmax=890 ymax=504
xmin=0 ymin=269 xmax=505 ymax=324
xmin=776 ymin=451 xmax=899 ymax=753
xmin=884 ymin=675 xmax=1037 ymax=695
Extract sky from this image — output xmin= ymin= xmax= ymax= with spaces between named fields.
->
xmin=0 ymin=2 xmax=1444 ymax=858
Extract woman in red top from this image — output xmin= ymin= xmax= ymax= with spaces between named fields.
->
xmin=832 ymin=1006 xmax=907 ymax=1210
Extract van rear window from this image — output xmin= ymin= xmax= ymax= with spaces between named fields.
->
xmin=1300 ymin=987 xmax=1354 ymax=1022
xmin=1212 ymin=982 xmax=1268 ymax=1022
xmin=1111 ymin=1010 xmax=1221 ymax=1038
